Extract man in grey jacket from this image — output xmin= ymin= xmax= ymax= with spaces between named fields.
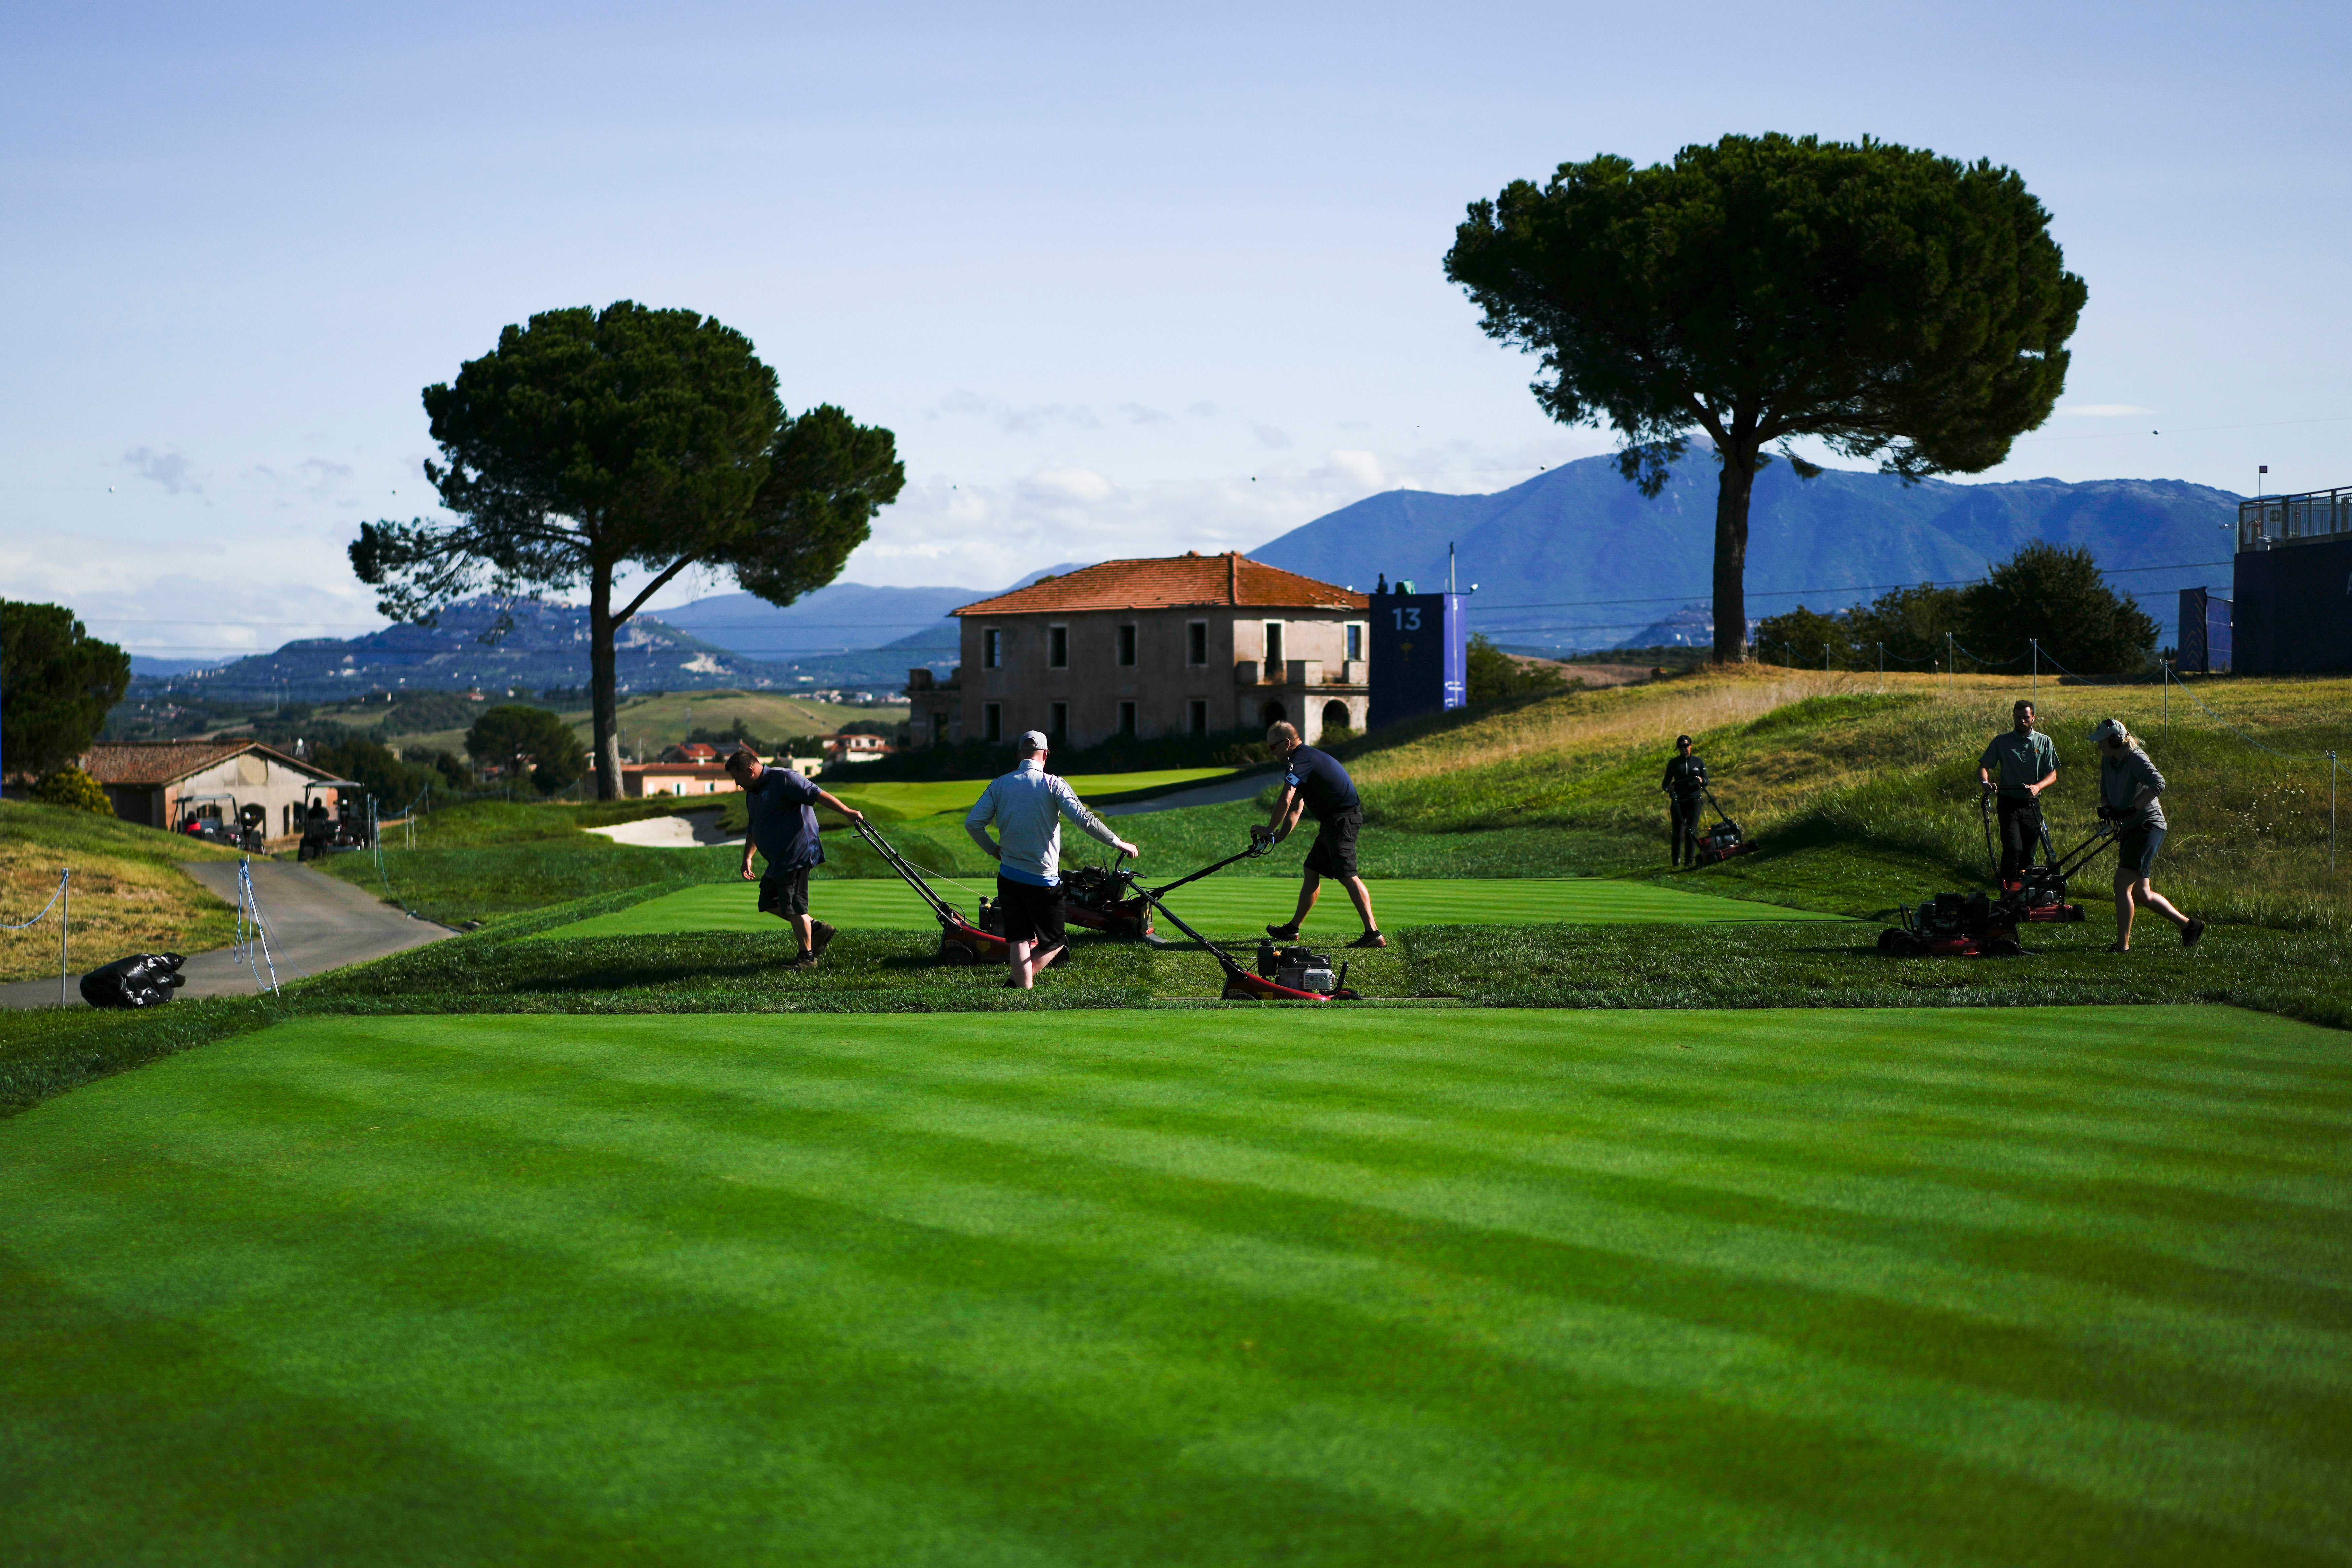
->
xmin=2092 ymin=717 xmax=2203 ymax=952
xmin=966 ymin=730 xmax=1139 ymax=989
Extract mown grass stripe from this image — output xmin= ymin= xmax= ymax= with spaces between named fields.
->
xmin=532 ymin=877 xmax=1845 ymax=942
xmin=192 ymin=1033 xmax=2352 ymax=1438
xmin=9 ymin=1104 xmax=1875 ymax=1568
xmin=25 ymin=1048 xmax=2346 ymax=1562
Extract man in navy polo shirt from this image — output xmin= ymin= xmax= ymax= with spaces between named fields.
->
xmin=1260 ymin=720 xmax=1382 ymax=949
xmin=727 ymin=747 xmax=867 ymax=971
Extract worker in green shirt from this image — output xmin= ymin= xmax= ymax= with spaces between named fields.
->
xmin=1977 ymin=699 xmax=2059 ymax=889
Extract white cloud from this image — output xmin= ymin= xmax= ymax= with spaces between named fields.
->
xmin=2058 ymin=403 xmax=2158 ymax=417
xmin=1252 ymin=423 xmax=1292 ymax=449
xmin=1117 ymin=402 xmax=1170 ymax=424
xmin=121 ymin=446 xmax=206 ymax=496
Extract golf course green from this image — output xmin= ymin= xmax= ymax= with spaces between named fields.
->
xmin=537 ymin=875 xmax=1846 ymax=940
xmin=5 ymin=1005 xmax=2345 ymax=1566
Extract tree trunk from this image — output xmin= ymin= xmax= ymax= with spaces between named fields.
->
xmin=588 ymin=566 xmax=623 ymax=801
xmin=1711 ymin=452 xmax=1757 ymax=664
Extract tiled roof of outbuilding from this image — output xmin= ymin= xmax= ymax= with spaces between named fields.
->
xmin=83 ymin=740 xmax=326 ymax=788
xmin=953 ymin=553 xmax=1367 ymax=616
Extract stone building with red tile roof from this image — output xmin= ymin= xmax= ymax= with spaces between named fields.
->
xmin=905 ymin=552 xmax=1371 ymax=751
xmin=82 ymin=740 xmax=343 ymax=839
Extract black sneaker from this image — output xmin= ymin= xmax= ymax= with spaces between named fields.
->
xmin=1347 ymin=931 xmax=1387 ymax=949
xmin=1266 ymin=923 xmax=1302 ymax=940
xmin=809 ymin=920 xmax=839 ymax=956
xmin=2182 ymin=917 xmax=2206 ymax=949
xmin=784 ymin=951 xmax=818 ymax=971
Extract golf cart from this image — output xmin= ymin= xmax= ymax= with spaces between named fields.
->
xmin=296 ymin=780 xmax=373 ymax=860
xmin=176 ymin=792 xmax=268 ymax=852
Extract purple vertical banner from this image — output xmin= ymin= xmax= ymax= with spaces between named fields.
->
xmin=1441 ymin=594 xmax=1467 ymax=710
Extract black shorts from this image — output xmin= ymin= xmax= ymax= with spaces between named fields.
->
xmin=1303 ymin=809 xmax=1362 ymax=879
xmin=995 ymin=876 xmax=1066 ymax=947
xmin=2115 ymin=823 xmax=2167 ymax=880
xmin=757 ymin=868 xmax=811 ymax=918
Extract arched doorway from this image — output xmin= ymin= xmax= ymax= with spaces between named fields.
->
xmin=1320 ymin=700 xmax=1352 ymax=738
xmin=1258 ymin=699 xmax=1287 ymax=727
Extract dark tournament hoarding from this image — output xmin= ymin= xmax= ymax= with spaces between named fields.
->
xmin=2233 ymin=538 xmax=2352 ymax=675
xmin=1368 ymin=591 xmax=1466 ymax=729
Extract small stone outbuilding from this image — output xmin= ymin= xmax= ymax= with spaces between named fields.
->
xmin=83 ymin=741 xmax=344 ymax=840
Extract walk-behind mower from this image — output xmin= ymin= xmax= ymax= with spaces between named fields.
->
xmin=852 ymin=818 xmax=1021 ymax=966
xmin=1878 ymin=800 xmax=2117 ymax=959
xmin=1062 ymin=835 xmax=1275 ymax=941
xmin=1129 ymin=868 xmax=1362 ymax=1002
xmin=1690 ymin=787 xmax=1755 ymax=865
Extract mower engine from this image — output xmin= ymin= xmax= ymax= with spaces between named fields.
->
xmin=1878 ymin=891 xmax=2022 ymax=958
xmin=1259 ymin=941 xmax=1340 ymax=994
xmin=1062 ymin=862 xmax=1151 ymax=938
xmin=2002 ymin=864 xmax=2084 ymax=924
xmin=1694 ymin=820 xmax=1750 ymax=865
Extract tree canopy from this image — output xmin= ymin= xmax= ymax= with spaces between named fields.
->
xmin=1961 ymin=542 xmax=2159 ymax=674
xmin=1754 ymin=545 xmax=2155 ymax=674
xmin=1 ymin=600 xmax=131 ymax=777
xmin=351 ymin=302 xmax=903 ymax=798
xmin=1444 ymin=134 xmax=2085 ymax=663
xmin=465 ymin=704 xmax=584 ymax=794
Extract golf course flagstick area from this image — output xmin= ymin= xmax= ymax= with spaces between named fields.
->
xmin=3 ymin=1005 xmax=2347 ymax=1566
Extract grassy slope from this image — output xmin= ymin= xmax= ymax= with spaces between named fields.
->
xmin=4 ymin=1005 xmax=2345 ymax=1567
xmin=0 ymin=801 xmax=243 ymax=983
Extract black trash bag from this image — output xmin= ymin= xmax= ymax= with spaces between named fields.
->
xmin=79 ymin=952 xmax=188 ymax=1009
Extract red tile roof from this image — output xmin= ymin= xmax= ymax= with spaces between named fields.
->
xmin=83 ymin=740 xmax=326 ymax=788
xmin=953 ymin=553 xmax=1367 ymax=617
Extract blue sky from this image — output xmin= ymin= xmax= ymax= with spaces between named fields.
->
xmin=3 ymin=0 xmax=2345 ymax=660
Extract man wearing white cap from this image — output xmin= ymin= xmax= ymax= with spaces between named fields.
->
xmin=965 ymin=730 xmax=1139 ymax=989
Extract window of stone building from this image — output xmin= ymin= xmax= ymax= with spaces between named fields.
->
xmin=931 ymin=712 xmax=947 ymax=747
xmin=1264 ymin=621 xmax=1284 ymax=670
xmin=1049 ymin=701 xmax=1068 ymax=740
xmin=984 ymin=628 xmax=1003 ymax=668
xmin=1186 ymin=621 xmax=1207 ymax=665
xmin=1117 ymin=623 xmax=1137 ymax=666
xmin=1118 ymin=701 xmax=1137 ymax=736
xmin=1187 ymin=699 xmax=1207 ymax=736
xmin=984 ymin=703 xmax=1002 ymax=743
xmin=1048 ymin=625 xmax=1068 ymax=668
xmin=1345 ymin=623 xmax=1363 ymax=661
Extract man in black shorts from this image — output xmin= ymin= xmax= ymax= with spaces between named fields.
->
xmin=728 ymin=747 xmax=867 ymax=971
xmin=1260 ymin=721 xmax=1383 ymax=949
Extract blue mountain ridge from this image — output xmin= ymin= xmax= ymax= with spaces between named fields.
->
xmin=1248 ymin=452 xmax=2242 ymax=651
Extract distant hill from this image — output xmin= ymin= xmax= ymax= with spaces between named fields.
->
xmin=1250 ymin=452 xmax=2240 ymax=651
xmin=133 ymin=596 xmax=897 ymax=702
xmin=655 ymin=564 xmax=1084 ymax=664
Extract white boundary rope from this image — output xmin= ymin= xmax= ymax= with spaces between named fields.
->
xmin=2 ymin=867 xmax=71 ymax=1008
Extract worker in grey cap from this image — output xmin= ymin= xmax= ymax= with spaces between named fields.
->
xmin=966 ymin=729 xmax=1139 ymax=989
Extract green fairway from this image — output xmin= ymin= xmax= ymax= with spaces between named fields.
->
xmin=3 ymin=1005 xmax=2345 ymax=1566
xmin=831 ymin=768 xmax=1240 ymax=819
xmin=536 ymin=874 xmax=1846 ymax=940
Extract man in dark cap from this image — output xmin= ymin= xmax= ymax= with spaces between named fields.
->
xmin=1661 ymin=734 xmax=1709 ymax=867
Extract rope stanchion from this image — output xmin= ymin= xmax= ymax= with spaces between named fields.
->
xmin=1 ymin=868 xmax=72 ymax=1008
xmin=233 ymin=858 xmax=285 ymax=995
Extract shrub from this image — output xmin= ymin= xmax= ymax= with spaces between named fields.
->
xmin=30 ymin=766 xmax=110 ymax=814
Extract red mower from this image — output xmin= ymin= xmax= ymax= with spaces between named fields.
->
xmin=1691 ymin=788 xmax=1755 ymax=865
xmin=1878 ymin=798 xmax=2118 ymax=958
xmin=1061 ymin=836 xmax=1275 ymax=942
xmin=1129 ymin=861 xmax=1362 ymax=1002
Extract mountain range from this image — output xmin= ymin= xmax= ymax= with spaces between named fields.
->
xmin=1247 ymin=451 xmax=2241 ymax=652
xmin=140 ymin=463 xmax=2240 ymax=699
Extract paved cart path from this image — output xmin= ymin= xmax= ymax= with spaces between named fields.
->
xmin=535 ymin=875 xmax=1847 ymax=941
xmin=0 ymin=859 xmax=456 ymax=1009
